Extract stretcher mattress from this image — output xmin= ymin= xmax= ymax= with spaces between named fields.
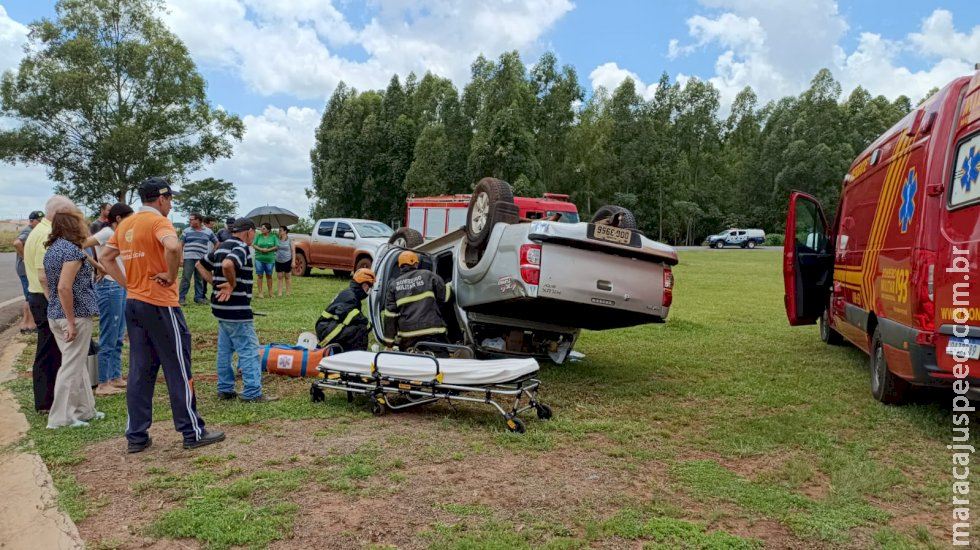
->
xmin=317 ymin=351 xmax=539 ymax=385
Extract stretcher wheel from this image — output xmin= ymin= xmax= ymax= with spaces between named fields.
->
xmin=310 ymin=385 xmax=325 ymax=403
xmin=535 ymin=404 xmax=553 ymax=420
xmin=505 ymin=417 xmax=526 ymax=434
xmin=371 ymin=400 xmax=386 ymax=416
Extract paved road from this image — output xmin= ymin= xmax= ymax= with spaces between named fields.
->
xmin=0 ymin=253 xmax=26 ymax=331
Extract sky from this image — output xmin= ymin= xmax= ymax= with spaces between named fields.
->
xmin=0 ymin=0 xmax=977 ymax=223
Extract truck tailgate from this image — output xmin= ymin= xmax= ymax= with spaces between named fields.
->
xmin=537 ymin=243 xmax=668 ymax=327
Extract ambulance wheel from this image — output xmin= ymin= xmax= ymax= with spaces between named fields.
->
xmin=506 ymin=416 xmax=526 ymax=433
xmin=310 ymin=385 xmax=325 ymax=403
xmin=747 ymin=241 xmax=757 ymax=249
xmin=535 ymin=403 xmax=553 ymax=420
xmin=467 ymin=178 xmax=514 ymax=249
xmin=870 ymin=327 xmax=909 ymax=405
xmin=819 ymin=309 xmax=844 ymax=346
xmin=371 ymin=400 xmax=386 ymax=416
xmin=389 ymin=227 xmax=423 ymax=248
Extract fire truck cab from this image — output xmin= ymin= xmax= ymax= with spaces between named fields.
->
xmin=406 ymin=193 xmax=579 ymax=240
xmin=783 ymin=67 xmax=980 ymax=403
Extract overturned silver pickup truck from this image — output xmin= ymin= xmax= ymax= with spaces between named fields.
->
xmin=370 ymin=178 xmax=678 ymax=363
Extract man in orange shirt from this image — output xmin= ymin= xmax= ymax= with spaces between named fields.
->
xmin=100 ymin=177 xmax=224 ymax=453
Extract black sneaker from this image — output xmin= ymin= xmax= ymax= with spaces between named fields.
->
xmin=183 ymin=430 xmax=225 ymax=450
xmin=127 ymin=436 xmax=152 ymax=454
xmin=240 ymin=395 xmax=280 ymax=404
xmin=217 ymin=391 xmax=238 ymax=400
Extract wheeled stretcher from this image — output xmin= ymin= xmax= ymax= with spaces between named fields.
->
xmin=309 ymin=349 xmax=552 ymax=432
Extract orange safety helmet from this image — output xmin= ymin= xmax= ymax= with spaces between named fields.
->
xmin=398 ymin=250 xmax=419 ymax=268
xmin=352 ymin=268 xmax=376 ymax=285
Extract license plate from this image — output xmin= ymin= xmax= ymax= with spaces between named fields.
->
xmin=946 ymin=337 xmax=980 ymax=360
xmin=589 ymin=224 xmax=634 ymax=246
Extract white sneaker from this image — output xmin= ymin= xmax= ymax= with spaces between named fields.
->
xmin=92 ymin=411 xmax=105 ymax=420
xmin=69 ymin=420 xmax=90 ymax=428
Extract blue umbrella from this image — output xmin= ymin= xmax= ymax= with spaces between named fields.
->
xmin=244 ymin=205 xmax=299 ymax=228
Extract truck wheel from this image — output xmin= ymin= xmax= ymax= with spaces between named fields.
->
xmin=714 ymin=241 xmax=725 ymax=249
xmin=355 ymin=256 xmax=372 ymax=271
xmin=466 ymin=178 xmax=514 ymax=249
xmin=293 ymin=252 xmax=311 ymax=277
xmin=591 ymin=205 xmax=638 ymax=230
xmin=389 ymin=227 xmax=423 ymax=248
xmin=870 ymin=327 xmax=909 ymax=404
xmin=747 ymin=241 xmax=757 ymax=249
xmin=819 ymin=308 xmax=844 ymax=346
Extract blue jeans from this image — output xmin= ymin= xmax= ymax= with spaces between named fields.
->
xmin=254 ymin=260 xmax=274 ymax=276
xmin=179 ymin=258 xmax=206 ymax=303
xmin=216 ymin=320 xmax=262 ymax=399
xmin=18 ymin=273 xmax=29 ymax=299
xmin=95 ymin=279 xmax=126 ymax=383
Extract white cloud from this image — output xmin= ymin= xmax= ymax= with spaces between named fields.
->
xmin=162 ymin=0 xmax=574 ymax=100
xmin=588 ymin=62 xmax=659 ymax=100
xmin=630 ymin=2 xmax=977 ymax=114
xmin=188 ymin=105 xmax=321 ymax=220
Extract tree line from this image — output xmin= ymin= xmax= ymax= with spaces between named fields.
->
xmin=310 ymin=51 xmax=914 ymax=244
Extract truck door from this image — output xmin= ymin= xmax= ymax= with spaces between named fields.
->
xmin=936 ymin=124 xmax=980 ymax=371
xmin=311 ymin=220 xmax=335 ymax=265
xmin=333 ymin=221 xmax=357 ymax=266
xmin=784 ymin=192 xmax=832 ymax=325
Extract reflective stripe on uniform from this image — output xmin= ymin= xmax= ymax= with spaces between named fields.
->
xmin=397 ymin=326 xmax=447 ymax=338
xmin=320 ymin=311 xmax=339 ymax=321
xmin=395 ymin=291 xmax=435 ymax=307
xmin=382 ymin=310 xmax=400 ymax=318
xmin=319 ymin=309 xmax=363 ymax=346
xmin=445 ymin=282 xmax=452 ymax=301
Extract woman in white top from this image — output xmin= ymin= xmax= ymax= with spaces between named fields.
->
xmin=83 ymin=203 xmax=134 ymax=396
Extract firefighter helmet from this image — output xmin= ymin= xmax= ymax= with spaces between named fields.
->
xmin=352 ymin=268 xmax=376 ymax=285
xmin=398 ymin=250 xmax=419 ymax=267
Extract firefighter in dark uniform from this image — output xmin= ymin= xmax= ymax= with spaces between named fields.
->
xmin=315 ymin=268 xmax=374 ymax=351
xmin=384 ymin=250 xmax=452 ymax=351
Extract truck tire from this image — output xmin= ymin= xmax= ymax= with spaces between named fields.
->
xmin=293 ymin=251 xmax=311 ymax=277
xmin=388 ymin=227 xmax=423 ymax=248
xmin=355 ymin=256 xmax=372 ymax=271
xmin=466 ymin=178 xmax=514 ymax=249
xmin=870 ymin=327 xmax=910 ymax=404
xmin=819 ymin=308 xmax=844 ymax=346
xmin=713 ymin=241 xmax=725 ymax=249
xmin=747 ymin=240 xmax=757 ymax=249
xmin=591 ymin=205 xmax=638 ymax=230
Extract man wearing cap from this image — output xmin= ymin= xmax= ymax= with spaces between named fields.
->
xmin=196 ymin=217 xmax=277 ymax=403
xmin=383 ymin=251 xmax=452 ymax=351
xmin=315 ymin=268 xmax=375 ymax=351
xmin=217 ymin=217 xmax=235 ymax=242
xmin=13 ymin=210 xmax=43 ymax=334
xmin=24 ymin=196 xmax=75 ymax=412
xmin=100 ymin=177 xmax=224 ymax=453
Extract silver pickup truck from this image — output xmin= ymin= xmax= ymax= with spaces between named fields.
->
xmin=369 ymin=178 xmax=678 ymax=363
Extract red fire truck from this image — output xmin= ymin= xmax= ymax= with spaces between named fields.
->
xmin=783 ymin=66 xmax=980 ymax=404
xmin=405 ymin=193 xmax=580 ymax=240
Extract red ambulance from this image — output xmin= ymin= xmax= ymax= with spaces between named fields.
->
xmin=783 ymin=66 xmax=980 ymax=403
xmin=405 ymin=193 xmax=580 ymax=240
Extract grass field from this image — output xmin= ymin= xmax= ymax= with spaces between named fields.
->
xmin=5 ymin=250 xmax=969 ymax=549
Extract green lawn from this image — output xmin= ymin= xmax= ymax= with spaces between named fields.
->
xmin=5 ymin=251 xmax=966 ymax=549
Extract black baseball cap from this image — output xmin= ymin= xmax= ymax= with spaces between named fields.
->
xmin=138 ymin=177 xmax=179 ymax=201
xmin=28 ymin=210 xmax=43 ymax=220
xmin=230 ymin=217 xmax=256 ymax=232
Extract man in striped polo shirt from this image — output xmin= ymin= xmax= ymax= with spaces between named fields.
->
xmin=178 ymin=212 xmax=217 ymax=305
xmin=197 ymin=218 xmax=278 ymax=403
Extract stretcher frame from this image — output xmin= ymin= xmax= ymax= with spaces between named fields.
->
xmin=309 ymin=348 xmax=552 ymax=433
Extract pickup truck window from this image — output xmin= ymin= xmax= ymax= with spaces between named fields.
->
xmin=353 ymin=222 xmax=394 ymax=238
xmin=317 ymin=221 xmax=335 ymax=237
xmin=335 ymin=222 xmax=354 ymax=239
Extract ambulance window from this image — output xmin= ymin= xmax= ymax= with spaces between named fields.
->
xmin=950 ymin=132 xmax=980 ymax=209
xmin=447 ymin=208 xmax=467 ymax=232
xmin=795 ymin=200 xmax=827 ymax=254
xmin=408 ymin=208 xmax=425 ymax=234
